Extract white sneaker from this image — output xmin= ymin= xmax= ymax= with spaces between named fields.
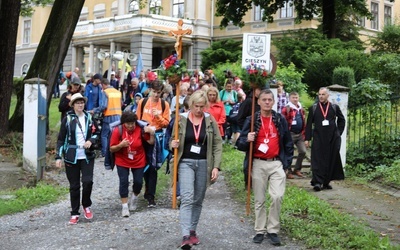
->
xmin=129 ymin=195 xmax=138 ymax=211
xmin=122 ymin=205 xmax=130 ymax=217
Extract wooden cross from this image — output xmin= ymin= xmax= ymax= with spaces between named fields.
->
xmin=168 ymin=19 xmax=192 ymax=59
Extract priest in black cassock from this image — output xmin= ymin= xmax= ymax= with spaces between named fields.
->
xmin=305 ymin=87 xmax=346 ymax=191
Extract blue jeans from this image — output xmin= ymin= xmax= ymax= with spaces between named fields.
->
xmin=117 ymin=166 xmax=145 ymax=198
xmin=179 ymin=158 xmax=208 ymax=236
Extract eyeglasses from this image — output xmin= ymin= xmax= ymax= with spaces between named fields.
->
xmin=74 ymin=101 xmax=85 ymax=105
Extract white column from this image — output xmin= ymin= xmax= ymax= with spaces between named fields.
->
xmin=108 ymin=40 xmax=116 ymax=80
xmin=71 ymin=45 xmax=77 ymax=71
xmin=118 ymin=0 xmax=125 ymax=15
xmin=196 ymin=0 xmax=206 ymax=20
xmin=23 ymin=81 xmax=47 ymax=175
xmin=88 ymin=42 xmax=94 ymax=74
xmin=328 ymin=87 xmax=349 ymax=168
xmin=95 ymin=46 xmax=101 ymax=74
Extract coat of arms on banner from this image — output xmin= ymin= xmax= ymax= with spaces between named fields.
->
xmin=247 ymin=35 xmax=265 ymax=58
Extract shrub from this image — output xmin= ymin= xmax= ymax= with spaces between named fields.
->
xmin=332 ymin=66 xmax=355 ymax=88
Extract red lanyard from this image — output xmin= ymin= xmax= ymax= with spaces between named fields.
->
xmin=261 ymin=116 xmax=272 ymax=142
xmin=125 ymin=129 xmax=134 ymax=151
xmin=319 ymin=102 xmax=330 ymax=120
xmin=190 ymin=112 xmax=203 ymax=144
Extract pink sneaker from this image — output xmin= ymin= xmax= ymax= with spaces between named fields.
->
xmin=83 ymin=206 xmax=93 ymax=220
xmin=190 ymin=230 xmax=200 ymax=245
xmin=68 ymin=215 xmax=79 ymax=225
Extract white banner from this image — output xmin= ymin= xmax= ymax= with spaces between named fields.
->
xmin=242 ymin=33 xmax=271 ymax=70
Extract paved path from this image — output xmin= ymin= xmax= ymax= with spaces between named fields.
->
xmin=0 ymin=159 xmax=301 ymax=250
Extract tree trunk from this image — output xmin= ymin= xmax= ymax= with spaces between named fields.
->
xmin=0 ymin=1 xmax=21 ymax=136
xmin=9 ymin=0 xmax=85 ymax=132
xmin=322 ymin=0 xmax=336 ymax=38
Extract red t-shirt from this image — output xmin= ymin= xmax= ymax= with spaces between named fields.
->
xmin=110 ymin=125 xmax=149 ymax=168
xmin=254 ymin=116 xmax=280 ymax=159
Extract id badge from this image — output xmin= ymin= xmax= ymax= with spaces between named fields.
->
xmin=322 ymin=120 xmax=329 ymax=126
xmin=190 ymin=145 xmax=201 ymax=154
xmin=258 ymin=143 xmax=269 ymax=154
xmin=292 ymin=120 xmax=297 ymax=125
xmin=128 ymin=153 xmax=134 ymax=160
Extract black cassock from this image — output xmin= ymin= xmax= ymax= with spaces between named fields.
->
xmin=305 ymin=102 xmax=346 ymax=186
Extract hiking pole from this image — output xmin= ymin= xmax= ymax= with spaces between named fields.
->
xmin=246 ymin=87 xmax=256 ymax=216
xmin=172 ymin=80 xmax=181 ymax=209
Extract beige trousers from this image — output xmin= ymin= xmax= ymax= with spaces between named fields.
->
xmin=252 ymin=159 xmax=286 ymax=234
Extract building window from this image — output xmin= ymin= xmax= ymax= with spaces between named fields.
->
xmin=356 ymin=16 xmax=365 ymax=27
xmin=173 ymin=0 xmax=184 ymax=18
xmin=129 ymin=0 xmax=139 ymax=14
xmin=23 ymin=20 xmax=31 ymax=44
xmin=94 ymin=3 xmax=106 ymax=19
xmin=384 ymin=5 xmax=392 ymax=26
xmin=280 ymin=1 xmax=293 ymax=18
xmin=149 ymin=0 xmax=162 ymax=15
xmin=254 ymin=5 xmax=264 ymax=21
xmin=371 ymin=2 xmax=379 ymax=30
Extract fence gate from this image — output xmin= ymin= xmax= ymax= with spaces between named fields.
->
xmin=37 ymin=78 xmax=47 ymax=181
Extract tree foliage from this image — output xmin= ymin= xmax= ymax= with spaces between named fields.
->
xmin=215 ymin=0 xmax=381 ymax=38
xmin=274 ymin=29 xmax=364 ymax=68
xmin=370 ymin=24 xmax=400 ymax=54
xmin=369 ymin=53 xmax=400 ymax=96
xmin=200 ymin=39 xmax=242 ymax=72
xmin=332 ymin=66 xmax=356 ymax=88
xmin=274 ymin=62 xmax=307 ymax=95
xmin=302 ymin=48 xmax=371 ymax=97
xmin=21 ymin=0 xmax=54 ymax=17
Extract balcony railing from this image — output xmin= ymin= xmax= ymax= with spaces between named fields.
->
xmin=74 ymin=14 xmax=195 ymax=38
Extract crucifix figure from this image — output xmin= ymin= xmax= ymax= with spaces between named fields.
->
xmin=168 ymin=19 xmax=192 ymax=59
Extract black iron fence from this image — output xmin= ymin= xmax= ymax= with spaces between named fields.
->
xmin=347 ymin=97 xmax=400 ymax=166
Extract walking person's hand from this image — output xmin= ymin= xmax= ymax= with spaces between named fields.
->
xmin=211 ymin=168 xmax=219 ymax=182
xmin=55 ymin=159 xmax=63 ymax=168
xmin=305 ymin=140 xmax=310 ymax=148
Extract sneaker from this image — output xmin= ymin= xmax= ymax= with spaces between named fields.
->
xmin=148 ymin=199 xmax=156 ymax=208
xmin=122 ymin=205 xmax=130 ymax=217
xmin=129 ymin=195 xmax=138 ymax=211
xmin=189 ymin=230 xmax=200 ymax=245
xmin=294 ymin=170 xmax=304 ymax=177
xmin=68 ymin=215 xmax=79 ymax=225
xmin=267 ymin=233 xmax=281 ymax=246
xmin=180 ymin=235 xmax=192 ymax=249
xmin=83 ymin=206 xmax=93 ymax=220
xmin=253 ymin=233 xmax=264 ymax=243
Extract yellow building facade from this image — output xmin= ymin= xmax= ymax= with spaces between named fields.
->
xmin=14 ymin=0 xmax=400 ymax=78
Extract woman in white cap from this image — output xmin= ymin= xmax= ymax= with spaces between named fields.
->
xmin=55 ymin=93 xmax=99 ymax=225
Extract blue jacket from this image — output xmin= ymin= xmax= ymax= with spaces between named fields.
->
xmin=84 ymin=83 xmax=103 ymax=111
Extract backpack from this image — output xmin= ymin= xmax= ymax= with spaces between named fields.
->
xmin=108 ymin=124 xmax=123 ymax=171
xmin=220 ymin=90 xmax=237 ymax=102
xmin=140 ymin=98 xmax=166 ymax=120
xmin=228 ymin=102 xmax=241 ymax=124
xmin=107 ymin=120 xmax=150 ymax=171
